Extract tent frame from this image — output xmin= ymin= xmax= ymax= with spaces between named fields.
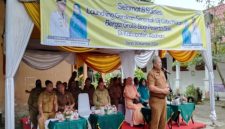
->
xmin=4 ymin=0 xmax=216 ymax=129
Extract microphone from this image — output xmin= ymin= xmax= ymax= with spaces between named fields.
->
xmin=162 ymin=67 xmax=171 ymax=74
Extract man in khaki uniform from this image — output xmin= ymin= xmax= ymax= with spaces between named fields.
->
xmin=57 ymin=83 xmax=74 ymax=112
xmin=148 ymin=56 xmax=170 ymax=129
xmin=93 ymin=81 xmax=111 ymax=109
xmin=28 ymin=79 xmax=43 ymax=129
xmin=38 ymin=80 xmax=58 ymax=129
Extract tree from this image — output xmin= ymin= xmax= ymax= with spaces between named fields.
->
xmin=182 ymin=1 xmax=225 ymax=87
xmin=196 ymin=0 xmax=224 ymax=8
xmin=211 ymin=14 xmax=225 ymax=87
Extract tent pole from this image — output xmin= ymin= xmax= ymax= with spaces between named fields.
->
xmin=204 ymin=66 xmax=209 ymax=99
xmin=175 ymin=61 xmax=180 ymax=93
xmin=5 ymin=0 xmax=15 ymax=129
xmin=5 ymin=78 xmax=15 ymax=129
xmin=83 ymin=63 xmax=88 ymax=86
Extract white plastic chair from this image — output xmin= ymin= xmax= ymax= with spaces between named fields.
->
xmin=125 ymin=108 xmax=134 ymax=127
xmin=78 ymin=93 xmax=92 ymax=119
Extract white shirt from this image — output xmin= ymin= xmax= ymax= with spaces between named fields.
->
xmin=50 ymin=11 xmax=69 ymax=37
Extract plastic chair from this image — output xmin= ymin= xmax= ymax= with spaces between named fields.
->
xmin=78 ymin=93 xmax=91 ymax=119
xmin=125 ymin=108 xmax=134 ymax=127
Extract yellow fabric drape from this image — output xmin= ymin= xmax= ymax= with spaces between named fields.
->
xmin=168 ymin=51 xmax=197 ymax=63
xmin=59 ymin=46 xmax=96 ymax=53
xmin=159 ymin=50 xmax=167 ymax=58
xmin=23 ymin=2 xmax=95 ymax=53
xmin=24 ymin=2 xmax=40 ymax=29
xmin=77 ymin=53 xmax=121 ymax=73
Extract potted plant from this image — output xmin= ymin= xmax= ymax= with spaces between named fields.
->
xmin=185 ymin=84 xmax=197 ymax=103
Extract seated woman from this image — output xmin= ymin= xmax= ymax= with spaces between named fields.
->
xmin=93 ymin=81 xmax=111 ymax=109
xmin=124 ymin=77 xmax=144 ymax=125
xmin=137 ymin=78 xmax=150 ymax=107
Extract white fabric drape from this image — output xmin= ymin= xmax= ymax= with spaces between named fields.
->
xmin=65 ymin=53 xmax=76 ymax=65
xmin=201 ymin=27 xmax=216 ymax=123
xmin=23 ymin=50 xmax=74 ymax=70
xmin=120 ymin=51 xmax=136 ymax=79
xmin=135 ymin=51 xmax=154 ymax=68
xmin=5 ymin=0 xmax=34 ymax=129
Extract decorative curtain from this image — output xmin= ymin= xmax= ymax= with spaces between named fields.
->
xmin=135 ymin=51 xmax=154 ymax=68
xmin=159 ymin=50 xmax=167 ymax=58
xmin=159 ymin=50 xmax=197 ymax=62
xmin=120 ymin=51 xmax=136 ymax=79
xmin=23 ymin=2 xmax=95 ymax=53
xmin=77 ymin=53 xmax=121 ymax=73
xmin=168 ymin=50 xmax=197 ymax=63
xmin=201 ymin=27 xmax=216 ymax=123
xmin=23 ymin=50 xmax=73 ymax=70
xmin=59 ymin=46 xmax=95 ymax=53
xmin=5 ymin=0 xmax=34 ymax=129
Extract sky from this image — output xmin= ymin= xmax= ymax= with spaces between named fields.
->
xmin=154 ymin=0 xmax=223 ymax=10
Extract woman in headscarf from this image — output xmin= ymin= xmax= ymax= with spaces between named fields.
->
xmin=124 ymin=77 xmax=144 ymax=125
xmin=137 ymin=78 xmax=150 ymax=107
xmin=69 ymin=3 xmax=87 ymax=39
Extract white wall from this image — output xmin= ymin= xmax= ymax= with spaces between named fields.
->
xmin=166 ymin=56 xmax=225 ymax=98
xmin=146 ymin=55 xmax=225 ymax=98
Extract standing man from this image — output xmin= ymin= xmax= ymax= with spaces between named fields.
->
xmin=82 ymin=78 xmax=95 ymax=106
xmin=68 ymin=71 xmax=81 ymax=109
xmin=68 ymin=71 xmax=77 ymax=91
xmin=38 ymin=80 xmax=58 ymax=129
xmin=28 ymin=79 xmax=43 ymax=129
xmin=109 ymin=77 xmax=122 ymax=109
xmin=147 ymin=56 xmax=170 ymax=129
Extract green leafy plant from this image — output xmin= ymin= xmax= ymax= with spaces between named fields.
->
xmin=94 ymin=72 xmax=101 ymax=82
xmin=185 ymin=84 xmax=197 ymax=98
xmin=105 ymin=72 xmax=121 ymax=86
xmin=78 ymin=74 xmax=84 ymax=87
xmin=134 ymin=68 xmax=146 ymax=80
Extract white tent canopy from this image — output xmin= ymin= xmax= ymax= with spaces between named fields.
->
xmin=4 ymin=0 xmax=216 ymax=129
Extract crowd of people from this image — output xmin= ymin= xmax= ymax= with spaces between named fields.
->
xmin=27 ymin=70 xmax=150 ymax=129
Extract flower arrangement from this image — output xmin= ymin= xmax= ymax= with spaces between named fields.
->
xmin=104 ymin=105 xmax=117 ymax=114
xmin=64 ymin=110 xmax=73 ymax=121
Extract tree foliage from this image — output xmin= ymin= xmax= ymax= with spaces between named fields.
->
xmin=196 ymin=0 xmax=224 ymax=8
xmin=134 ymin=68 xmax=146 ymax=80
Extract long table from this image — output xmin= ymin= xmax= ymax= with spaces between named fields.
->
xmin=48 ymin=117 xmax=88 ymax=129
xmin=167 ymin=103 xmax=195 ymax=126
xmin=141 ymin=103 xmax=195 ymax=128
xmin=141 ymin=107 xmax=174 ymax=129
xmin=89 ymin=112 xmax=124 ymax=129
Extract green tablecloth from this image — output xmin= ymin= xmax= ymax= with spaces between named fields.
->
xmin=167 ymin=107 xmax=174 ymax=121
xmin=48 ymin=118 xmax=88 ymax=129
xmin=141 ymin=107 xmax=174 ymax=123
xmin=167 ymin=103 xmax=195 ymax=123
xmin=89 ymin=112 xmax=124 ymax=129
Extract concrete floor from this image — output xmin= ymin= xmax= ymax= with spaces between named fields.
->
xmin=194 ymin=100 xmax=225 ymax=129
